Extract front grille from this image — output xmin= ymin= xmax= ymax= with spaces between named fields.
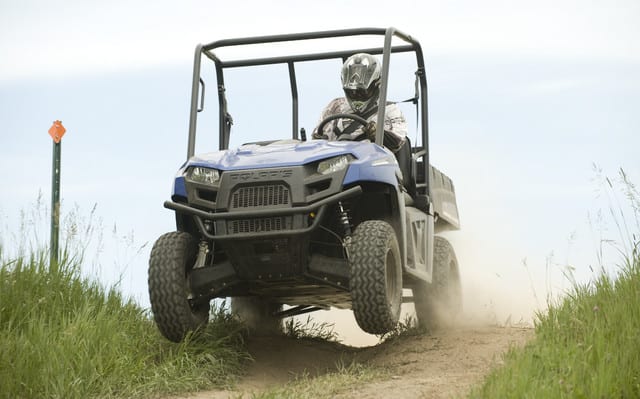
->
xmin=230 ymin=185 xmax=290 ymax=209
xmin=229 ymin=217 xmax=285 ymax=234
xmin=227 ymin=184 xmax=292 ymax=234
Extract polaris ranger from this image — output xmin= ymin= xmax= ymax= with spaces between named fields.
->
xmin=148 ymin=27 xmax=461 ymax=342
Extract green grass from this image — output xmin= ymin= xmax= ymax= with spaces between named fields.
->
xmin=0 ymin=247 xmax=249 ymax=399
xmin=283 ymin=316 xmax=340 ymax=342
xmin=472 ymin=248 xmax=640 ymax=398
xmin=471 ymin=169 xmax=640 ymax=398
xmin=248 ymin=362 xmax=384 ymax=399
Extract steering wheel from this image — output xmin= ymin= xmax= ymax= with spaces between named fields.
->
xmin=315 ymin=113 xmax=371 ymax=141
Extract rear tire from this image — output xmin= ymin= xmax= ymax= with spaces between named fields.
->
xmin=413 ymin=236 xmax=461 ymax=330
xmin=349 ymin=220 xmax=402 ymax=334
xmin=148 ymin=231 xmax=210 ymax=342
xmin=231 ymin=297 xmax=283 ymax=335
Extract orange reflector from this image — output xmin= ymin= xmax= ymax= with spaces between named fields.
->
xmin=48 ymin=120 xmax=66 ymax=143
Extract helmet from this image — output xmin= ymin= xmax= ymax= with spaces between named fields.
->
xmin=341 ymin=53 xmax=381 ymax=114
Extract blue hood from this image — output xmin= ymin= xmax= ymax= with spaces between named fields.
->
xmin=187 ymin=139 xmax=390 ymax=170
xmin=172 ymin=139 xmax=400 ymax=198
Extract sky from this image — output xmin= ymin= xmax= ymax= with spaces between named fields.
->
xmin=1 ymin=0 xmax=639 ymax=343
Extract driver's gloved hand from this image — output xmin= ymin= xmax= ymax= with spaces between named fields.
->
xmin=363 ymin=121 xmax=377 ymax=141
xmin=312 ymin=131 xmax=328 ymax=140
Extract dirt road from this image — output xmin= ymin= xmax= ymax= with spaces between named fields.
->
xmin=178 ymin=324 xmax=533 ymax=399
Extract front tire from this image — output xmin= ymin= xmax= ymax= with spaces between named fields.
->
xmin=413 ymin=236 xmax=461 ymax=330
xmin=148 ymin=231 xmax=210 ymax=342
xmin=349 ymin=220 xmax=402 ymax=334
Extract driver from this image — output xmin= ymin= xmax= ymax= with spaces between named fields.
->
xmin=312 ymin=53 xmax=407 ymax=153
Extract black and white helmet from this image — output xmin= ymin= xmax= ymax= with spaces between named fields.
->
xmin=341 ymin=53 xmax=381 ymax=114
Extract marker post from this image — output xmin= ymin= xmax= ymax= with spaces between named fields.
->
xmin=48 ymin=120 xmax=66 ymax=267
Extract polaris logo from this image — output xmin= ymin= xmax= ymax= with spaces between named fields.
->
xmin=228 ymin=169 xmax=293 ymax=181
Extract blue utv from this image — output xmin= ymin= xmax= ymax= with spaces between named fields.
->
xmin=148 ymin=27 xmax=461 ymax=342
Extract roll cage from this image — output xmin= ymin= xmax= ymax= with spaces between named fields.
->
xmin=186 ymin=26 xmax=431 ymax=195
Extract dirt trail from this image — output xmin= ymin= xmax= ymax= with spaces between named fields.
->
xmin=339 ymin=326 xmax=532 ymax=399
xmin=176 ymin=324 xmax=533 ymax=399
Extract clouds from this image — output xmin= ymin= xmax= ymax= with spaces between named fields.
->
xmin=2 ymin=1 xmax=639 ymax=81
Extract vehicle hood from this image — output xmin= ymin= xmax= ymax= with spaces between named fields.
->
xmin=186 ymin=139 xmax=390 ymax=170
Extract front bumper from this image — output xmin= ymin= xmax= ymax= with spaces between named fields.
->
xmin=165 ymin=185 xmax=362 ymax=240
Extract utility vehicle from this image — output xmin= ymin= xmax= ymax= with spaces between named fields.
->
xmin=148 ymin=27 xmax=461 ymax=342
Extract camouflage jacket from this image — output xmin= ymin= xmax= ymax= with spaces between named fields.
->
xmin=312 ymin=98 xmax=407 ymax=152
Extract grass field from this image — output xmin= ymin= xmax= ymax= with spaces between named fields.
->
xmin=471 ymin=171 xmax=640 ymax=398
xmin=470 ymin=247 xmax=639 ymax=398
xmin=0 ymin=247 xmax=248 ymax=399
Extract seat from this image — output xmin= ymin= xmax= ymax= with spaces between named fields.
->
xmin=394 ymin=137 xmax=416 ymax=199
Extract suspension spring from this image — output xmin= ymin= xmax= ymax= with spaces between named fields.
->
xmin=337 ymin=201 xmax=352 ymax=237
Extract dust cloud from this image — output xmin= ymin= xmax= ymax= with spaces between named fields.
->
xmin=292 ymin=229 xmax=545 ymax=348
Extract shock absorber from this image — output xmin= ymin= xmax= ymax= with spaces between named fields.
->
xmin=337 ymin=201 xmax=352 ymax=237
xmin=194 ymin=240 xmax=210 ymax=269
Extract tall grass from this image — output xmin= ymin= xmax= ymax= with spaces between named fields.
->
xmin=0 ymin=246 xmax=248 ymax=398
xmin=283 ymin=316 xmax=340 ymax=342
xmin=472 ymin=247 xmax=639 ymax=398
xmin=471 ymin=169 xmax=640 ymax=398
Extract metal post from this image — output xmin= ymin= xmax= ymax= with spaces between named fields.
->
xmin=50 ymin=141 xmax=61 ymax=266
xmin=48 ymin=120 xmax=66 ymax=267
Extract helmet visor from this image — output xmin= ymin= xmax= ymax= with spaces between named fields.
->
xmin=344 ymin=86 xmax=377 ymax=101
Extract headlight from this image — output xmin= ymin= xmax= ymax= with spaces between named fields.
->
xmin=186 ymin=166 xmax=220 ymax=184
xmin=317 ymin=155 xmax=354 ymax=175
